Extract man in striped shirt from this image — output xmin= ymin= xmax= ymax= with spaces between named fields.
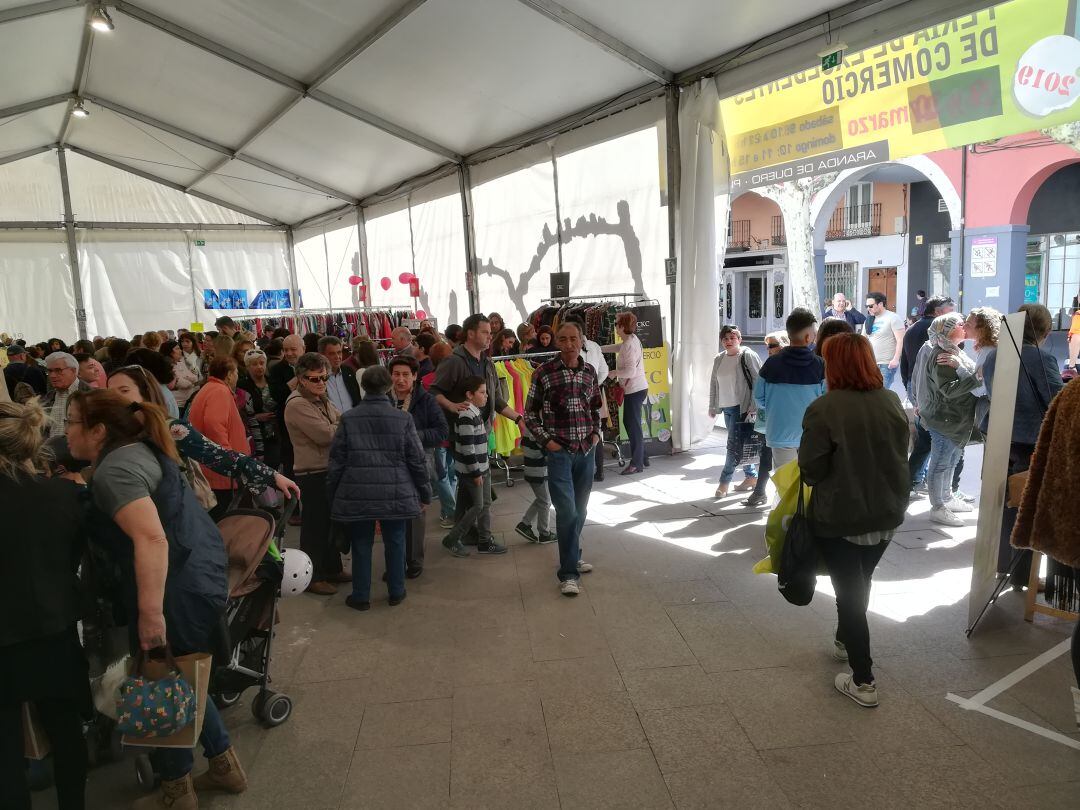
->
xmin=442 ymin=376 xmax=505 ymax=557
xmin=524 ymin=322 xmax=603 ymax=596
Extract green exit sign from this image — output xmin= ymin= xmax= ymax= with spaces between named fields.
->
xmin=194 ymin=239 xmax=206 ymax=246
xmin=821 ymin=50 xmax=842 ymax=70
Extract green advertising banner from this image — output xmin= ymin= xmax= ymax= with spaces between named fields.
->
xmin=721 ymin=0 xmax=1080 ymax=189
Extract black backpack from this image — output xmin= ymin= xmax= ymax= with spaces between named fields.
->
xmin=777 ymin=487 xmax=818 ymax=606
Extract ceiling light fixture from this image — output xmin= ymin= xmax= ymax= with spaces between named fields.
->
xmin=72 ymin=100 xmax=90 ymax=118
xmin=90 ymin=5 xmax=114 ymax=32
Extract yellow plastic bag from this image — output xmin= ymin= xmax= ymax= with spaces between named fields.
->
xmin=753 ymin=459 xmax=812 ymax=575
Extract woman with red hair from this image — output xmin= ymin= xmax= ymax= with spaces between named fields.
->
xmin=798 ymin=333 xmax=909 ymax=709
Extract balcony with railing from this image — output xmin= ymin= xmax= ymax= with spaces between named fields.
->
xmin=771 ymin=215 xmax=786 ymax=246
xmin=727 ymin=218 xmax=751 ymax=251
xmin=826 ymin=203 xmax=882 ymax=240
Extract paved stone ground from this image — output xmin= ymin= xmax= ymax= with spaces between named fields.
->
xmin=47 ymin=431 xmax=1080 ymax=809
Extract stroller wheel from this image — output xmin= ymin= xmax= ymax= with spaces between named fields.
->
xmin=214 ymin=691 xmax=242 ymax=710
xmin=134 ymin=754 xmax=158 ymax=791
xmin=253 ymin=691 xmax=293 ymax=727
xmin=506 ymin=478 xmax=515 ymax=488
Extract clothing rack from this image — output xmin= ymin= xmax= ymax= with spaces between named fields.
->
xmin=543 ymin=292 xmax=654 ymax=305
xmin=486 ymin=351 xmax=554 ymax=486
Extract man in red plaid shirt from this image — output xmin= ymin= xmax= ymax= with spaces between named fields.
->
xmin=523 ymin=322 xmax=603 ymax=597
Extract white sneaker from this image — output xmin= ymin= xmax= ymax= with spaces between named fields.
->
xmin=576 ymin=560 xmax=593 ymax=574
xmin=832 ymin=640 xmax=848 ymax=662
xmin=929 ymin=506 xmax=965 ymax=527
xmin=953 ymin=490 xmax=976 ymax=503
xmin=560 ymin=580 xmax=580 ymax=597
xmin=947 ymin=498 xmax=974 ymax=513
xmin=834 ymin=673 xmax=878 ymax=708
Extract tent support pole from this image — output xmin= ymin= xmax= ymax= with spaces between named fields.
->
xmin=664 ymin=84 xmax=680 ymax=348
xmin=57 ymin=146 xmax=87 ymax=341
xmin=285 ymin=227 xmax=300 ymax=317
xmin=550 ymin=146 xmax=564 ymax=276
xmin=457 ymin=163 xmax=480 ymax=316
xmin=356 ymin=207 xmax=371 ymax=309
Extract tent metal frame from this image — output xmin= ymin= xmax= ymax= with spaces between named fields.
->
xmin=0 ymin=0 xmax=998 ymax=339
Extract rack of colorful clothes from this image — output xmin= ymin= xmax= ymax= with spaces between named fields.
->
xmin=486 ymin=351 xmax=556 ymax=486
xmin=232 ymin=306 xmax=417 ymax=341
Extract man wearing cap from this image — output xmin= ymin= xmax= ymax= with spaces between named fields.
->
xmin=42 ymin=351 xmax=90 ymax=438
xmin=3 ymin=344 xmax=47 ymax=397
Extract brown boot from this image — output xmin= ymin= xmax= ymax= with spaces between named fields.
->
xmin=193 ymin=746 xmax=248 ymax=794
xmin=735 ymin=476 xmax=758 ymax=492
xmin=132 ymin=775 xmax=197 ymax=809
xmin=306 ymin=580 xmax=337 ymax=595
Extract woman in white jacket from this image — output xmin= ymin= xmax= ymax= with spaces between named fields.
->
xmin=163 ymin=339 xmax=200 ymax=411
xmin=708 ymin=325 xmax=762 ymax=497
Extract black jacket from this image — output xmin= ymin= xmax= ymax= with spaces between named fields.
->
xmin=337 ymin=365 xmax=362 ymax=409
xmin=0 ymin=474 xmax=86 ymax=647
xmin=268 ymin=360 xmax=296 ymax=417
xmin=430 ymin=344 xmax=510 ymax=430
xmin=799 ymin=388 xmax=910 ymax=539
xmin=404 ymin=384 xmax=448 ymax=449
xmin=4 ymin=361 xmax=47 ymax=397
xmin=327 ymin=396 xmax=432 ymax=522
xmin=900 ymin=315 xmax=934 ymax=389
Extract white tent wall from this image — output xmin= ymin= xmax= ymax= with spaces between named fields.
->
xmin=190 ymin=231 xmax=292 ymax=325
xmin=0 ymin=151 xmax=63 ymax=221
xmin=409 ymin=175 xmax=468 ymax=328
xmin=293 ymin=220 xmax=360 ymax=311
xmin=0 ymin=230 xmax=74 ymax=341
xmin=79 ymin=229 xmax=193 ymax=337
xmin=364 ymin=200 xmax=415 ymax=310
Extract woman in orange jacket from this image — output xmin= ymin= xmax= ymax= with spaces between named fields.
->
xmin=187 ymin=356 xmax=248 ymax=519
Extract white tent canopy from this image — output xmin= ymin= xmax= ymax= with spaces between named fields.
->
xmin=1 ymin=0 xmax=993 ymax=346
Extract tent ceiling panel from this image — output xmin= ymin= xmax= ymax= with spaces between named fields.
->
xmin=556 ymin=0 xmax=845 ymax=74
xmin=0 ymin=104 xmax=67 ymax=157
xmin=83 ymin=15 xmax=294 ymax=147
xmin=244 ymin=98 xmax=446 ymax=199
xmin=0 ymin=9 xmax=83 ymax=108
xmin=132 ymin=0 xmax=408 ymax=83
xmin=66 ymin=150 xmax=265 ymax=224
xmin=195 ymin=162 xmax=342 ymax=225
xmin=0 ymin=150 xmax=63 ymax=220
xmin=320 ymin=0 xmax=647 ymax=155
xmin=64 ymin=105 xmax=224 ymax=188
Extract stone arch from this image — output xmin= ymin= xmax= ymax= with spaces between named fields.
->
xmin=809 ymin=154 xmax=961 ymax=251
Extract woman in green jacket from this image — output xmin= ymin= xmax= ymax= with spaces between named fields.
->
xmin=799 ymin=334 xmax=909 ymax=709
xmin=911 ymin=314 xmax=981 ymax=527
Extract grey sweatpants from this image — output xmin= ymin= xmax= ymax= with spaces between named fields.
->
xmin=521 ymin=479 xmax=553 ymax=534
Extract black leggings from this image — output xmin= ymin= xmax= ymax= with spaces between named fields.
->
xmin=0 ymin=698 xmax=87 ymax=810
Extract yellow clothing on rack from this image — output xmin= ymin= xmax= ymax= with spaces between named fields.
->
xmin=493 ymin=361 xmax=521 ymax=456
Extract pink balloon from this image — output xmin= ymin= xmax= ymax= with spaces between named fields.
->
xmin=348 ymin=275 xmax=362 ymax=286
xmin=379 ymin=277 xmax=391 ymax=291
xmin=415 ymin=311 xmax=427 ymax=320
xmin=398 ymin=272 xmax=415 ymax=285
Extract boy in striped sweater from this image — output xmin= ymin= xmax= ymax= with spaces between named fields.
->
xmin=442 ymin=376 xmax=505 ymax=557
xmin=516 ymin=423 xmax=555 ymax=544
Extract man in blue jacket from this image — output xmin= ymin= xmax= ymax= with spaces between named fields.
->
xmin=754 ymin=308 xmax=826 ymax=470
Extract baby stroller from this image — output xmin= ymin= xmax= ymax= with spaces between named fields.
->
xmin=133 ymin=495 xmax=297 ymax=790
xmin=208 ymin=496 xmax=296 ymax=727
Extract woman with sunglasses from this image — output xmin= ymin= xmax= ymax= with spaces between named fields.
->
xmin=106 ymin=365 xmax=300 ymax=507
xmin=284 ymin=353 xmax=344 ymax=596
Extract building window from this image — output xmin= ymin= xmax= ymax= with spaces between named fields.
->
xmin=824 ymin=262 xmax=858 ymax=301
xmin=929 ymin=242 xmax=951 ymax=298
xmin=846 ymin=182 xmax=873 ymax=228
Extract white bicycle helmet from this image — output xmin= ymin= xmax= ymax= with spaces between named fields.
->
xmin=280 ymin=548 xmax=313 ymax=597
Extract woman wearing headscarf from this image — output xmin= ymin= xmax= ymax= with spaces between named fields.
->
xmin=0 ymin=400 xmax=90 ymax=810
xmin=910 ymin=313 xmax=981 ymax=527
xmin=65 ymin=390 xmax=244 ymax=808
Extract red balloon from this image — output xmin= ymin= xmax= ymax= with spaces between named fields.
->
xmin=379 ymin=277 xmax=392 ymax=291
xmin=398 ymin=272 xmax=415 ymax=285
xmin=348 ymin=275 xmax=363 ymax=286
xmin=415 ymin=311 xmax=427 ymax=320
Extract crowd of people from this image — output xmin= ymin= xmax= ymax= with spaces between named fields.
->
xmin=2 ymin=288 xmax=1077 ymax=807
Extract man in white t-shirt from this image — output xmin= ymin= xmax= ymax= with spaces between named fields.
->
xmin=864 ymin=292 xmax=906 ymax=390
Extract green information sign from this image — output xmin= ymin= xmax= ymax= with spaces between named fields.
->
xmin=821 ymin=50 xmax=842 ymax=71
xmin=194 ymin=239 xmax=206 ymax=246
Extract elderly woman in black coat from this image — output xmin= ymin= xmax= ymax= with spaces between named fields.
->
xmin=328 ymin=365 xmax=432 ymax=610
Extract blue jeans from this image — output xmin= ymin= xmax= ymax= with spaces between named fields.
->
xmin=878 ymin=363 xmax=898 ymax=391
xmin=431 ymin=447 xmax=456 ymax=519
xmin=346 ymin=519 xmax=407 ymax=601
xmin=719 ymin=406 xmax=757 ymax=484
xmin=926 ymin=427 xmax=962 ymax=509
xmin=547 ymin=447 xmax=596 ymax=581
xmin=623 ymin=388 xmax=647 ymax=468
xmin=156 ymin=692 xmax=230 ymax=780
